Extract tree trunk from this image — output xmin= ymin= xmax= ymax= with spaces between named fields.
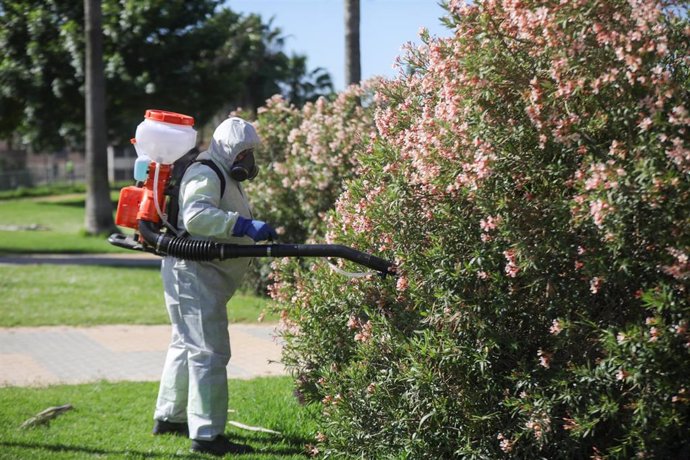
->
xmin=83 ymin=0 xmax=115 ymax=235
xmin=344 ymin=0 xmax=361 ymax=87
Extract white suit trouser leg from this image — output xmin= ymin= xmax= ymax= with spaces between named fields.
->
xmin=154 ymin=327 xmax=189 ymax=424
xmin=154 ymin=258 xmax=234 ymax=441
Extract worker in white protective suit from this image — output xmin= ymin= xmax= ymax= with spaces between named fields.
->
xmin=152 ymin=117 xmax=276 ymax=457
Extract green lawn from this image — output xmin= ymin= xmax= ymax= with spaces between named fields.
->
xmin=0 ymin=377 xmax=318 ymax=459
xmin=0 ymin=193 xmax=127 ymax=254
xmin=0 ymin=264 xmax=276 ymax=327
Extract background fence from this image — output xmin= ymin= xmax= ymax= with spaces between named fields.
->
xmin=0 ymin=144 xmax=135 ymax=191
xmin=0 ymin=163 xmax=86 ymax=190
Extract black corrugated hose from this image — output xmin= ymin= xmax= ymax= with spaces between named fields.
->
xmin=108 ymin=221 xmax=395 ymax=277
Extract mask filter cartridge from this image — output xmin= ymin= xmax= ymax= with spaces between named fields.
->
xmin=230 ymin=150 xmax=259 ymax=181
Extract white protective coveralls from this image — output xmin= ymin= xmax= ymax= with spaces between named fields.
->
xmin=154 ymin=117 xmax=259 ymax=440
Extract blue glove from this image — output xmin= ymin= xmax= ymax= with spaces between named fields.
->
xmin=232 ymin=216 xmax=277 ymax=241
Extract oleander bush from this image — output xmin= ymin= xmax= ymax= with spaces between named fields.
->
xmin=243 ymin=84 xmax=379 ymax=293
xmin=268 ymin=0 xmax=690 ymax=458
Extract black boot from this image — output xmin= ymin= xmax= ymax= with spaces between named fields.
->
xmin=152 ymin=419 xmax=189 ymax=437
xmin=190 ymin=435 xmax=253 ymax=456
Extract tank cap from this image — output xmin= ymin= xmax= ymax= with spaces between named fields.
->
xmin=144 ymin=109 xmax=195 ymax=126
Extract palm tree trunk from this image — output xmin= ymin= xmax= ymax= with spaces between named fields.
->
xmin=83 ymin=0 xmax=115 ymax=234
xmin=344 ymin=0 xmax=361 ymax=86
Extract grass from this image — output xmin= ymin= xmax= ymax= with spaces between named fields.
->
xmin=0 ymin=183 xmax=87 ymax=201
xmin=0 ymin=264 xmax=277 ymax=327
xmin=0 ymin=376 xmax=318 ymax=459
xmin=0 ymin=193 xmax=127 ymax=254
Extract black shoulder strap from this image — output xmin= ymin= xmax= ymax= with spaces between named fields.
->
xmin=164 ymin=159 xmax=226 ymax=236
xmin=196 ymin=159 xmax=226 ymax=197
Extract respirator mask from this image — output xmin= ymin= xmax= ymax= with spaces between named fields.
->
xmin=230 ymin=149 xmax=259 ymax=182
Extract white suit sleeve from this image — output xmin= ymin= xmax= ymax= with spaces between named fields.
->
xmin=179 ymin=169 xmax=239 ymax=238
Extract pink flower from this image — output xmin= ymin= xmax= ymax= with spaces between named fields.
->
xmin=666 ymin=137 xmax=690 ymax=171
xmin=637 ymin=117 xmax=653 ymax=131
xmin=657 ymin=41 xmax=668 ymax=55
xmin=649 ymin=326 xmax=660 ymax=342
xmin=505 ymin=263 xmax=519 ymax=278
xmin=609 ymin=140 xmax=627 ymax=158
xmin=589 ymin=199 xmax=614 ymax=227
xmin=480 ymin=215 xmax=501 ymax=232
xmin=347 ymin=315 xmax=359 ymax=330
xmin=550 ymin=319 xmax=563 ymax=335
xmin=670 ymin=105 xmax=689 ymax=125
xmin=672 ymin=388 xmax=688 ymax=403
xmin=616 ymin=369 xmax=630 ymax=381
xmin=525 ymin=413 xmax=551 ymax=440
xmin=354 ymin=321 xmax=373 ymax=343
xmin=590 ymin=277 xmax=603 ymax=294
xmin=497 ymin=433 xmax=514 ymax=453
xmin=539 ymin=134 xmax=548 ymax=149
xmin=537 ymin=349 xmax=552 ymax=368
xmin=563 ymin=417 xmax=579 ymax=431
xmin=396 ymin=276 xmax=409 ymax=291
xmin=662 ymin=247 xmax=690 ymax=279
xmin=504 ymin=249 xmax=520 ymax=278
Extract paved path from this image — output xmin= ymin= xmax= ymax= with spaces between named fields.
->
xmin=0 ymin=252 xmax=161 ymax=267
xmin=0 ymin=324 xmax=285 ymax=387
xmin=0 ymin=253 xmax=286 ymax=387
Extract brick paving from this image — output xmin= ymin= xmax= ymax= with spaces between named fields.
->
xmin=0 ymin=253 xmax=286 ymax=387
xmin=0 ymin=324 xmax=285 ymax=387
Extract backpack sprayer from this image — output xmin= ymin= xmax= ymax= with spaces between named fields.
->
xmin=109 ymin=110 xmax=395 ymax=277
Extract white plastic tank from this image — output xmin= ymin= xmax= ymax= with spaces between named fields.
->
xmin=133 ymin=109 xmax=197 ymax=165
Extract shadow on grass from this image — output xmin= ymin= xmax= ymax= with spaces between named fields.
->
xmin=35 ymin=199 xmax=87 ymax=207
xmin=0 ymin=441 xmax=198 ymax=458
xmin=230 ymin=431 xmax=311 ymax=457
xmin=32 ymin=196 xmax=121 ymax=208
xmin=1 ymin=437 xmax=309 ymax=458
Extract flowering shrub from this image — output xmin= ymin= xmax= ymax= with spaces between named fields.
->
xmin=247 ymin=83 xmax=379 ymax=241
xmin=239 ymin=84 xmax=379 ymax=293
xmin=269 ymin=0 xmax=690 ymax=458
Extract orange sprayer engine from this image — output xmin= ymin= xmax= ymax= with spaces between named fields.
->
xmin=115 ymin=162 xmax=172 ymax=230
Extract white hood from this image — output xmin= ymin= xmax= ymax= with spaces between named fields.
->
xmin=206 ymin=117 xmax=260 ymax=173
